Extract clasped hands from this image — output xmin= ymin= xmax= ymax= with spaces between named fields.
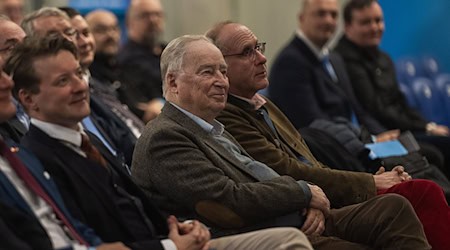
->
xmin=168 ymin=215 xmax=211 ymax=250
xmin=302 ymin=184 xmax=330 ymax=236
xmin=373 ymin=165 xmax=412 ymax=190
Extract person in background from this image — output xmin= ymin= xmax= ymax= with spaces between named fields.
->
xmin=118 ymin=0 xmax=166 ymax=122
xmin=334 ymin=0 xmax=450 ymax=177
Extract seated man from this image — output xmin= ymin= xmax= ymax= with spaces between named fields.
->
xmin=21 ymin=7 xmax=137 ymax=166
xmin=208 ymin=20 xmax=450 ymax=250
xmin=334 ymin=0 xmax=450 ymax=175
xmin=10 ymin=35 xmax=313 ymax=250
xmin=0 ymin=51 xmax=126 ymax=250
xmin=131 ymin=34 xmax=431 ymax=249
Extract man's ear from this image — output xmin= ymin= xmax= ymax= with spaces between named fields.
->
xmin=166 ymin=72 xmax=178 ymax=94
xmin=18 ymin=89 xmax=37 ymax=112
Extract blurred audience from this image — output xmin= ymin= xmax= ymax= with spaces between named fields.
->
xmin=268 ymin=0 xmax=447 ymax=180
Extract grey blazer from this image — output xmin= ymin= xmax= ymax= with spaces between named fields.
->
xmin=132 ymin=103 xmax=308 ymax=233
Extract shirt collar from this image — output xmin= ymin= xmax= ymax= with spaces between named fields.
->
xmin=31 ymin=118 xmax=85 ymax=147
xmin=170 ymin=102 xmax=224 ymax=136
xmin=230 ymin=93 xmax=267 ymax=110
xmin=296 ymin=29 xmax=330 ymax=60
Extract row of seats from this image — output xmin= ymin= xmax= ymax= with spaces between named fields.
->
xmin=396 ymin=56 xmax=450 ymax=126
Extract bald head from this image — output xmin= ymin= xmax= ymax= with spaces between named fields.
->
xmin=86 ymin=9 xmax=121 ymax=55
xmin=127 ymin=0 xmax=164 ymax=47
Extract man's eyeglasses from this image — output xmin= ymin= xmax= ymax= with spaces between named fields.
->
xmin=223 ymin=42 xmax=266 ymax=60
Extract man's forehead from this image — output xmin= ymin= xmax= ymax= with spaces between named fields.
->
xmin=221 ymin=24 xmax=256 ymax=49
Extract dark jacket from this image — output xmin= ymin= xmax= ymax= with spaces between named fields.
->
xmin=21 ymin=125 xmax=168 ymax=250
xmin=334 ymin=35 xmax=428 ymax=131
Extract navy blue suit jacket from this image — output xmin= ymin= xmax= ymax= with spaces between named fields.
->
xmin=22 ymin=125 xmax=168 ymax=250
xmin=269 ymin=35 xmax=385 ymax=134
xmin=0 ymin=138 xmax=102 ymax=249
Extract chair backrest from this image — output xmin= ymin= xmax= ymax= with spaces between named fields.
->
xmin=421 ymin=55 xmax=441 ymax=79
xmin=411 ymin=77 xmax=447 ymax=124
xmin=396 ymin=57 xmax=422 ymax=85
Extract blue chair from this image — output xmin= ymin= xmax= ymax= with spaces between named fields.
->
xmin=411 ymin=77 xmax=447 ymax=125
xmin=421 ymin=55 xmax=441 ymax=79
xmin=396 ymin=57 xmax=422 ymax=85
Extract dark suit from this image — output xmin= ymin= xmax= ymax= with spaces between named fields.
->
xmin=269 ymin=35 xmax=385 ymax=134
xmin=131 ymin=103 xmax=430 ymax=249
xmin=0 ymin=138 xmax=101 ymax=249
xmin=21 ymin=125 xmax=168 ymax=250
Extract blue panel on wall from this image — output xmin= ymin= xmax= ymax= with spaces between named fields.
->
xmin=379 ymin=0 xmax=450 ymax=73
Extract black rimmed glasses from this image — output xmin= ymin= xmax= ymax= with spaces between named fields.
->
xmin=223 ymin=42 xmax=266 ymax=61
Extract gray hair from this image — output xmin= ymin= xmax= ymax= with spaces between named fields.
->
xmin=21 ymin=7 xmax=69 ymax=36
xmin=160 ymin=34 xmax=213 ymax=97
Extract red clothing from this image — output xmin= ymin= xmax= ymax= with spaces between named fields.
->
xmin=378 ymin=179 xmax=450 ymax=250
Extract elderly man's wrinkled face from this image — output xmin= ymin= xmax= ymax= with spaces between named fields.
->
xmin=345 ymin=1 xmax=384 ymax=47
xmin=167 ymin=40 xmax=228 ymax=123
